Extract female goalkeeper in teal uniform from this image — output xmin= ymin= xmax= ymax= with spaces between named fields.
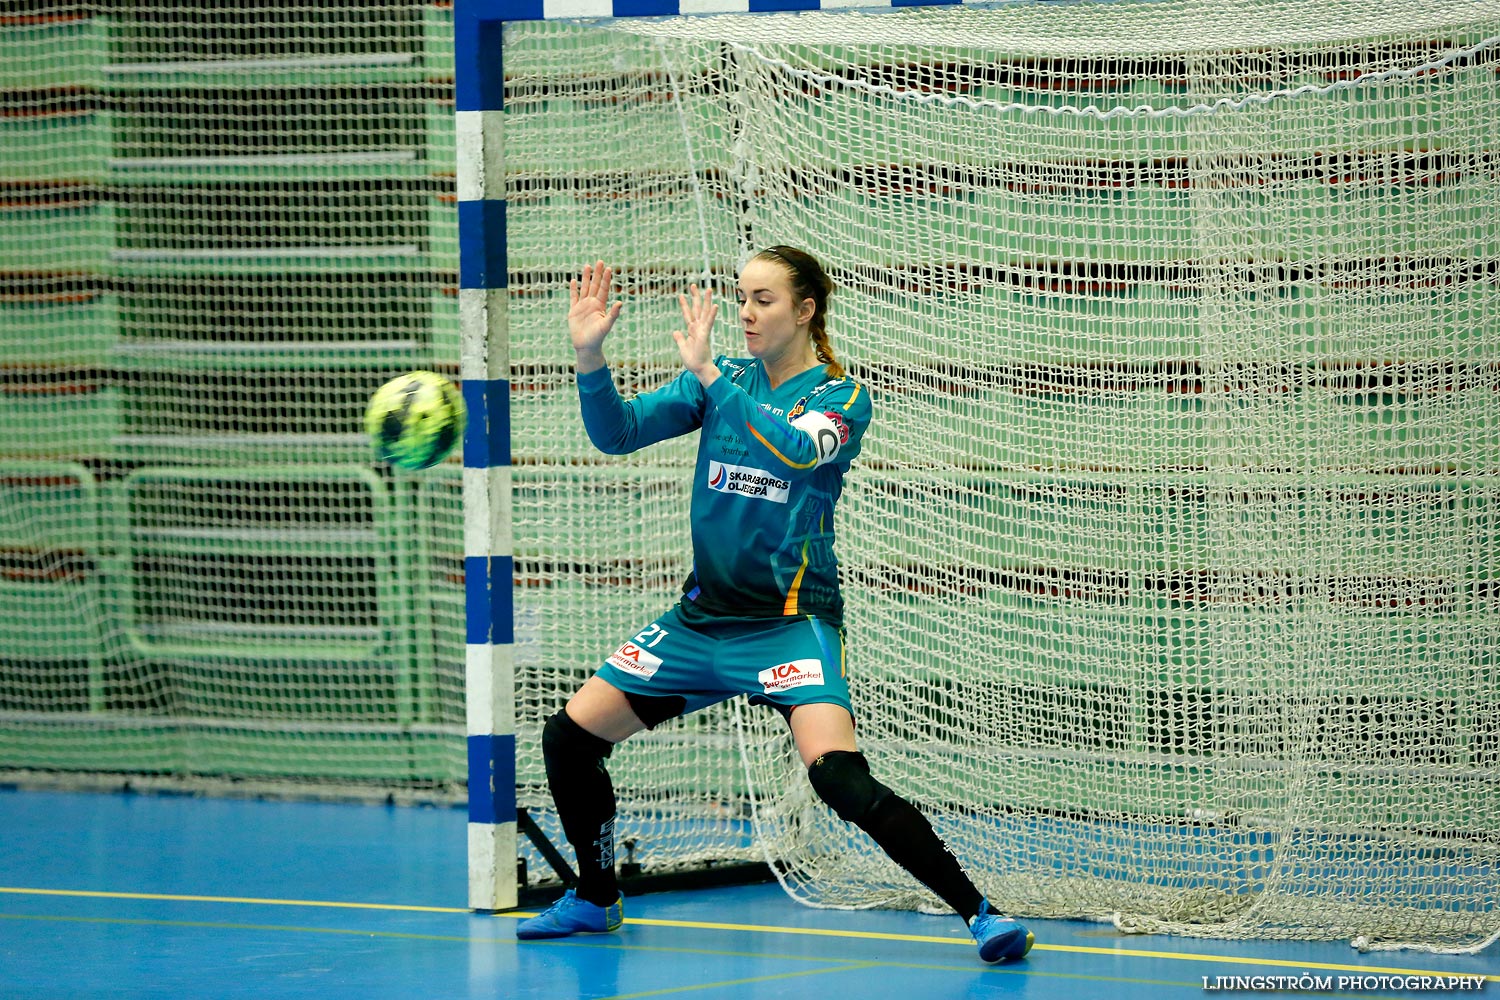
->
xmin=515 ymin=246 xmax=1033 ymax=964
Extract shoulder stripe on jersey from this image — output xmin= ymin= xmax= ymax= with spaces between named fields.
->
xmin=842 ymin=382 xmax=862 ymax=410
xmin=748 ymin=422 xmax=819 ymax=470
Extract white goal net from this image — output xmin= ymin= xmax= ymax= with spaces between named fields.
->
xmin=503 ymin=0 xmax=1500 ymax=951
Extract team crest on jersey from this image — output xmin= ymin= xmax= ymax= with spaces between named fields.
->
xmin=707 ymin=460 xmax=790 ymax=503
xmin=789 ymin=378 xmax=852 ymax=425
xmin=758 ymin=659 xmax=824 ymax=693
xmin=607 ymin=642 xmax=663 ymax=679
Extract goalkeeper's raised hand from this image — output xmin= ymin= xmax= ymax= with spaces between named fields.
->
xmin=671 ymin=283 xmax=720 ymax=388
xmin=568 ymin=260 xmax=623 ymax=374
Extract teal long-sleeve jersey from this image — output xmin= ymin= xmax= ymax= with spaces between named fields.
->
xmin=577 ymin=356 xmax=872 ymax=626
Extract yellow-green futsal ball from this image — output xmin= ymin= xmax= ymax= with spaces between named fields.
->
xmin=365 ymin=371 xmax=466 ymax=471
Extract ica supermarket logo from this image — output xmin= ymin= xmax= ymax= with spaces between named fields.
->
xmin=757 ymin=658 xmax=824 ymax=693
xmin=607 ymin=642 xmax=663 ymax=680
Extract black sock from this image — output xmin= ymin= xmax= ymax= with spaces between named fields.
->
xmin=541 ymin=711 xmax=620 ymax=907
xmin=858 ymin=793 xmax=984 ymax=923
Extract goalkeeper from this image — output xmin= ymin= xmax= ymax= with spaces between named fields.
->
xmin=515 ymin=247 xmax=1033 ymax=964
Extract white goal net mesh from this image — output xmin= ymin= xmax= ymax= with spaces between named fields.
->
xmin=503 ymin=0 xmax=1500 ymax=950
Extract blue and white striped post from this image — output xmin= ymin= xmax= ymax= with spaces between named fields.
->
xmin=457 ymin=0 xmax=516 ymax=912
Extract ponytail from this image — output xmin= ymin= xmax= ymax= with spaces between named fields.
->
xmin=754 ymin=246 xmax=844 ymax=379
xmin=810 ymin=323 xmax=844 ymax=380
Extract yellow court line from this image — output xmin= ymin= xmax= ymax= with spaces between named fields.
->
xmin=0 ymin=886 xmax=468 ymax=915
xmin=0 ymin=912 xmax=1190 ymax=993
xmin=3 ymin=886 xmax=1493 ymax=984
xmin=619 ymin=915 xmax=1498 ymax=981
xmin=0 ymin=910 xmax=1217 ymax=999
xmin=1 ymin=911 xmax=486 ymax=945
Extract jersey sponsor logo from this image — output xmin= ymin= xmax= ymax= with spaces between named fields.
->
xmin=712 ymin=431 xmax=750 ymax=458
xmin=707 ymin=460 xmax=790 ymax=503
xmin=607 ymin=641 xmax=663 ymax=679
xmin=758 ymin=658 xmax=825 ymax=694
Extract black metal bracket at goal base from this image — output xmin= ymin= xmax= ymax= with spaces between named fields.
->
xmin=488 ymin=807 xmax=778 ymax=911
xmin=517 ymin=806 xmax=576 ymax=887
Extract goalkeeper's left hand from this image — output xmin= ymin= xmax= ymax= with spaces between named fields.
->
xmin=672 ymin=284 xmax=719 ymax=388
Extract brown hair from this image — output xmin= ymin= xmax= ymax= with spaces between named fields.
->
xmin=753 ymin=245 xmax=843 ymax=379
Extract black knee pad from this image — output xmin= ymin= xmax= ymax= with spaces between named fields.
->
xmin=541 ymin=710 xmax=614 ymax=774
xmin=623 ymin=691 xmax=687 ymax=730
xmin=807 ymin=750 xmax=893 ymax=825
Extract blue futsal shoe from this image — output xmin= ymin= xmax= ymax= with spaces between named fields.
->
xmin=970 ymin=901 xmax=1034 ymax=963
xmin=515 ymin=888 xmax=624 ymax=940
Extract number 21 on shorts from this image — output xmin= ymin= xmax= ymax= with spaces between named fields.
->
xmin=632 ymin=623 xmax=669 ymax=649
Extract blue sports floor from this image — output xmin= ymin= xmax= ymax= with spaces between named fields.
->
xmin=1 ymin=788 xmax=1494 ymax=999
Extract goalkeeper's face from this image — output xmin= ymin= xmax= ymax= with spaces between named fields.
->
xmin=736 ymin=258 xmax=816 ymax=365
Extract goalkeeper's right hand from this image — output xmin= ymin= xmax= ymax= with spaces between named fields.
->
xmin=568 ymin=260 xmax=623 ymax=373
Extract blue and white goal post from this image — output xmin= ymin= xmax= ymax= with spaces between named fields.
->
xmin=454 ymin=0 xmax=973 ymax=913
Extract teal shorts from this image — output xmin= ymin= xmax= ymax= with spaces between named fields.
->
xmin=594 ymin=601 xmax=852 ymax=724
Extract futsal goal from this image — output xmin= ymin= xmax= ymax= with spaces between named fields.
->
xmin=467 ymin=0 xmax=1500 ymax=954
